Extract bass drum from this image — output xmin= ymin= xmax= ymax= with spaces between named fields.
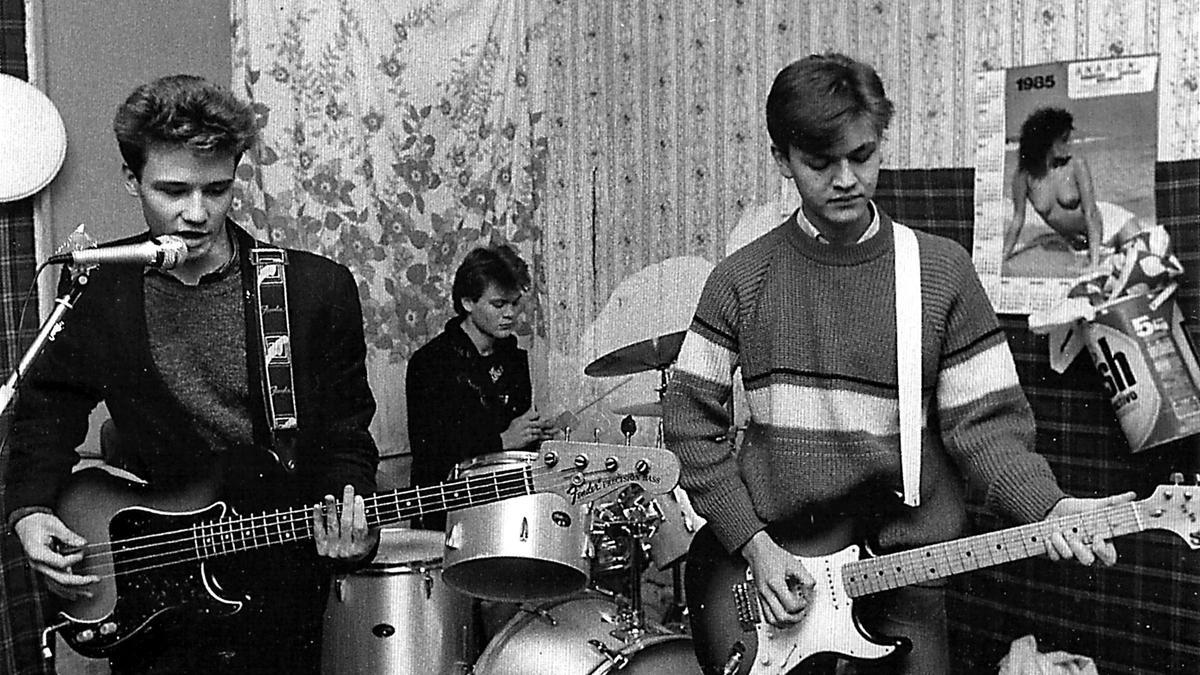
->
xmin=472 ymin=592 xmax=700 ymax=674
xmin=321 ymin=528 xmax=478 ymax=675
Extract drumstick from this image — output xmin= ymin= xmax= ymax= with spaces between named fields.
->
xmin=573 ymin=375 xmax=635 ymax=416
xmin=551 ymin=376 xmax=636 ymax=432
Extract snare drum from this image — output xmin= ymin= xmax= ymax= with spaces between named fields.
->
xmin=442 ymin=452 xmax=591 ymax=602
xmin=472 ymin=592 xmax=700 ymax=674
xmin=321 ymin=528 xmax=477 ymax=675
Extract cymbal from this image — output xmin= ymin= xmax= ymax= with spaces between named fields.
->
xmin=611 ymin=401 xmax=662 ymax=417
xmin=585 ymin=331 xmax=686 ymax=377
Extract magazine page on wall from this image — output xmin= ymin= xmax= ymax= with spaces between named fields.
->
xmin=974 ymin=55 xmax=1159 ymax=315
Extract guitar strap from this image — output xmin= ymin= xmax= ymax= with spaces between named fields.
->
xmin=894 ymin=223 xmax=921 ymax=507
xmin=250 ymin=247 xmax=300 ymax=473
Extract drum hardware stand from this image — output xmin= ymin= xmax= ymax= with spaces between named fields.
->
xmin=660 ymin=563 xmax=689 ymax=630
xmin=608 ymin=519 xmax=652 ymax=643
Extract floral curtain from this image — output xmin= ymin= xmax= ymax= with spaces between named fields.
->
xmin=231 ymin=0 xmax=551 ymax=455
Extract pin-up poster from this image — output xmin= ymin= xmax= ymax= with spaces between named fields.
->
xmin=973 ymin=55 xmax=1159 ymax=315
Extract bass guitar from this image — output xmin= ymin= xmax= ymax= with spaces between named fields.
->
xmin=51 ymin=440 xmax=678 ymax=658
xmin=686 ymin=478 xmax=1200 ymax=674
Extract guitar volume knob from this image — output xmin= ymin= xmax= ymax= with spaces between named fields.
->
xmin=99 ymin=622 xmax=117 ymax=635
xmin=77 ymin=629 xmax=95 ymax=643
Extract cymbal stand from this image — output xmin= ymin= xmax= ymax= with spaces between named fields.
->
xmin=609 ymin=517 xmax=655 ymax=642
xmin=648 ymin=366 xmax=690 ymax=630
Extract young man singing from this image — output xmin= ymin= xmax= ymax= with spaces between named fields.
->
xmin=4 ymin=74 xmax=379 ymax=673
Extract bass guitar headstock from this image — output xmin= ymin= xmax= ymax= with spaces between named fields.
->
xmin=530 ymin=440 xmax=680 ymax=507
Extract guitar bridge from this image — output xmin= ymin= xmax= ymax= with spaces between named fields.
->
xmin=732 ymin=582 xmax=761 ymax=632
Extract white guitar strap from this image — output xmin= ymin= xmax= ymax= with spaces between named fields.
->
xmin=894 ymin=223 xmax=921 ymax=507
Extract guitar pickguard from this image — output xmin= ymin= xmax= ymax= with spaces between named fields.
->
xmin=55 ymin=470 xmax=245 ymax=658
xmin=745 ymin=546 xmax=899 ymax=675
xmin=686 ymin=525 xmax=908 ymax=675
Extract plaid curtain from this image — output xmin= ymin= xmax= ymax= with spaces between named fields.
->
xmin=1 ymin=1 xmax=54 ymax=673
xmin=877 ymin=164 xmax=1200 ymax=675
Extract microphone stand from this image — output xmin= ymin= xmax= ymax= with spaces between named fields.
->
xmin=0 ymin=269 xmax=91 ymax=416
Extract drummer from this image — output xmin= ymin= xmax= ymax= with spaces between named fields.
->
xmin=406 ymin=243 xmax=557 ymax=531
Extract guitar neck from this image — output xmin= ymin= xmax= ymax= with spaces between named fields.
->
xmin=193 ymin=467 xmax=532 ymax=558
xmin=842 ymin=502 xmax=1143 ymax=598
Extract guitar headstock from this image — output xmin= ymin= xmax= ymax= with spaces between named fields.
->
xmin=1137 ymin=476 xmax=1200 ymax=549
xmin=529 ymin=441 xmax=680 ymax=507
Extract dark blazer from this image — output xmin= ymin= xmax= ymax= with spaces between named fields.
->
xmin=3 ymin=222 xmax=378 ymax=516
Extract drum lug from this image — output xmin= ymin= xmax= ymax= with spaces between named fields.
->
xmin=423 ymin=569 xmax=434 ymax=599
xmin=519 ymin=604 xmax=558 ymax=627
xmin=445 ymin=523 xmax=462 ymax=550
xmin=587 ymin=639 xmax=629 ymax=670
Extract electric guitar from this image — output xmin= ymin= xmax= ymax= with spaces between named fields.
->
xmin=686 ymin=479 xmax=1200 ymax=675
xmin=50 ymin=440 xmax=679 ymax=658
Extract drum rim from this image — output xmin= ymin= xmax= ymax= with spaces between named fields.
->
xmin=359 ymin=558 xmax=443 ymax=575
xmin=472 ymin=591 xmax=693 ymax=671
xmin=455 ymin=450 xmax=538 ymax=474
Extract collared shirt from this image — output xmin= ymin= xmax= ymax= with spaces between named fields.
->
xmin=794 ymin=201 xmax=881 ymax=245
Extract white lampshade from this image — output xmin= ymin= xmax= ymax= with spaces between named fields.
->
xmin=0 ymin=73 xmax=67 ymax=202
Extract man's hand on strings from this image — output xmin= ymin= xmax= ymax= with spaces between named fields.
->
xmin=312 ymin=485 xmax=378 ymax=562
xmin=1043 ymin=492 xmax=1137 ymax=567
xmin=741 ymin=530 xmax=815 ymax=627
xmin=13 ymin=512 xmax=99 ymax=600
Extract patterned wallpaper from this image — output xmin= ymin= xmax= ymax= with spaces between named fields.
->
xmin=537 ymin=0 xmax=1199 ymax=444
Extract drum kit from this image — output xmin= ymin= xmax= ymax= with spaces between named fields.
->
xmin=323 ymin=331 xmax=705 ymax=674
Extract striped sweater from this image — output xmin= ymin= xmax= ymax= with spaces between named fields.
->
xmin=663 ymin=209 xmax=1067 ymax=553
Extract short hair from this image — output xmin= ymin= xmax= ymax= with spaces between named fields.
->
xmin=113 ymin=74 xmax=258 ymax=179
xmin=1017 ymin=107 xmax=1074 ymax=179
xmin=766 ymin=53 xmax=894 ymax=156
xmin=451 ymin=244 xmax=531 ymax=315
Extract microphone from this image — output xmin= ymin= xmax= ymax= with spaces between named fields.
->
xmin=47 ymin=235 xmax=189 ymax=270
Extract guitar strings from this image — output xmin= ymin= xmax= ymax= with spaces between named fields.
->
xmin=840 ymin=505 xmax=1141 ymax=597
xmin=73 ymin=467 xmax=532 ymax=553
xmin=72 ymin=466 xmax=617 ymax=580
xmin=74 ymin=468 xmax=539 ymax=577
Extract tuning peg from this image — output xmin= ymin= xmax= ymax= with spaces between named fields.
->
xmin=605 ymin=456 xmax=619 ymax=472
xmin=635 ymin=459 xmax=649 ymax=475
xmin=575 ymin=454 xmax=589 ymax=470
xmin=593 ymin=427 xmax=601 ymax=443
xmin=1171 ymin=472 xmax=1185 ymax=485
xmin=563 ymin=426 xmax=573 ymax=441
xmin=542 ymin=451 xmax=559 ymax=468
